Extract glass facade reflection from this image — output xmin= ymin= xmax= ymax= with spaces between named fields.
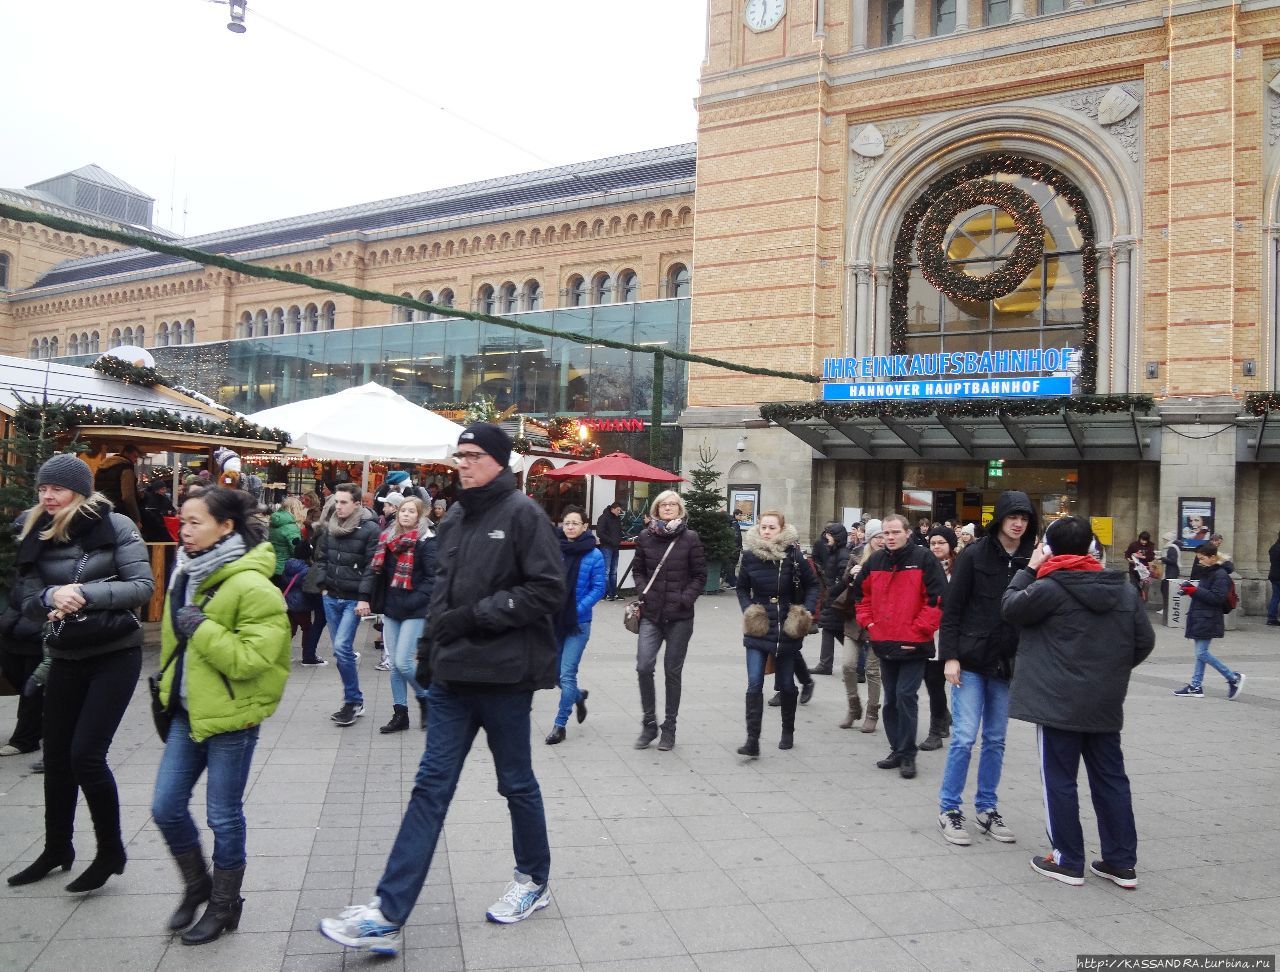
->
xmin=118 ymin=299 xmax=689 ymax=420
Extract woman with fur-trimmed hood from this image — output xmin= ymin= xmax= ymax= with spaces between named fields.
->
xmin=735 ymin=511 xmax=819 ymax=758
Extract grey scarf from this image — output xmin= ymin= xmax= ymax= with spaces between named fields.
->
xmin=170 ymin=533 xmax=247 ymax=606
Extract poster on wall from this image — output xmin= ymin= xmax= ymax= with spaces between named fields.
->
xmin=1178 ymin=497 xmax=1215 ymax=549
xmin=730 ymin=486 xmax=760 ymax=528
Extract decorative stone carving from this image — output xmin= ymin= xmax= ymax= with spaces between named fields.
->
xmin=1054 ymin=83 xmax=1142 ymax=163
xmin=1267 ymin=61 xmax=1280 ymax=146
xmin=850 ymin=124 xmax=885 ymax=158
xmin=849 ymin=119 xmax=919 ymax=198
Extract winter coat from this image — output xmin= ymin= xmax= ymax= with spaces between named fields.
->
xmin=938 ymin=491 xmax=1038 ymax=679
xmin=595 ymin=509 xmax=623 ymax=551
xmin=736 ymin=524 xmax=819 ymax=654
xmin=425 ymin=470 xmax=564 ymax=688
xmin=312 ymin=509 xmax=380 ymax=600
xmin=1268 ymin=541 xmax=1280 ymax=583
xmin=1163 ymin=542 xmax=1182 ymax=581
xmin=157 ymin=541 xmax=291 ymax=743
xmin=632 ymin=521 xmax=707 ymax=624
xmin=851 ymin=541 xmax=948 ymax=661
xmin=1183 ymin=563 xmax=1230 ymax=640
xmin=570 ymin=548 xmax=607 ymax=625
xmin=360 ymin=533 xmax=438 ymax=621
xmin=1003 ymin=566 xmax=1154 ymax=733
xmin=94 ymin=454 xmax=141 ymax=523
xmin=816 ymin=525 xmax=852 ymax=633
xmin=16 ymin=502 xmax=154 ymax=661
xmin=280 ymin=557 xmax=310 ymax=612
xmin=268 ymin=509 xmax=302 ymax=577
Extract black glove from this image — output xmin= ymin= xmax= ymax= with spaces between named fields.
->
xmin=431 ymin=606 xmax=475 ymax=645
xmin=174 ymin=605 xmax=208 ymax=639
xmin=415 ymin=656 xmax=432 ymax=688
xmin=22 ymin=675 xmax=41 ymax=698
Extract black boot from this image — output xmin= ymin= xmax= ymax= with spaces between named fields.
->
xmin=65 ymin=847 xmax=126 ymax=893
xmin=168 ymin=846 xmax=212 ymax=931
xmin=7 ymin=846 xmax=74 ymax=886
xmin=379 ymin=704 xmax=410 ymax=734
xmin=66 ymin=783 xmax=125 ymax=893
xmin=635 ymin=673 xmax=658 ymax=748
xmin=940 ymin=710 xmax=951 ymax=738
xmin=182 ymin=865 xmax=244 ymax=946
xmin=778 ymin=692 xmax=797 ymax=750
xmin=919 ymin=718 xmax=944 ymax=751
xmin=737 ymin=692 xmax=763 ymax=758
xmin=417 ymin=696 xmax=429 ymax=731
xmin=767 ymin=692 xmax=782 ymax=707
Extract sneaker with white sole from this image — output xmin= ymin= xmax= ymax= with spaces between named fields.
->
xmin=485 ymin=872 xmax=550 ymax=924
xmin=1172 ymin=684 xmax=1204 ymax=698
xmin=1227 ymin=673 xmax=1246 ymax=701
xmin=938 ymin=810 xmax=971 ymax=846
xmin=374 ymin=659 xmax=391 ymax=672
xmin=1030 ymin=854 xmax=1084 ymax=886
xmin=975 ymin=810 xmax=1016 ymax=843
xmin=318 ymin=899 xmax=402 ymax=955
xmin=1090 ymin=859 xmax=1138 ymax=889
xmin=331 ymin=703 xmax=365 ymax=726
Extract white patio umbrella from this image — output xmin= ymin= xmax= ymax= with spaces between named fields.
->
xmin=245 ymin=382 xmax=467 ymax=490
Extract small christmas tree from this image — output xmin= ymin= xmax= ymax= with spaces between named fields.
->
xmin=682 ymin=443 xmax=738 ymax=567
xmin=0 ymin=401 xmax=77 ymax=590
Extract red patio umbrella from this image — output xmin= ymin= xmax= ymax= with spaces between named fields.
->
xmin=541 ymin=451 xmax=683 ymax=482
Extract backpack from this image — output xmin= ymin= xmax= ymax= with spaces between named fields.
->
xmin=1223 ymin=576 xmax=1239 ymax=613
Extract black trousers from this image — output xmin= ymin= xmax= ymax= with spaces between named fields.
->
xmin=879 ymin=657 xmax=925 ymax=759
xmin=1 ymin=651 xmax=43 ymax=752
xmin=1037 ymin=725 xmax=1137 ymax=872
xmin=924 ymin=659 xmax=949 ymax=723
xmin=41 ymin=647 xmax=141 ymax=853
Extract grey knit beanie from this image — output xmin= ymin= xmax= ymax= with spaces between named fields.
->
xmin=37 ymin=453 xmax=95 ymax=498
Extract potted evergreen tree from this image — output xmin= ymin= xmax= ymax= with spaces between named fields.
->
xmin=683 ymin=444 xmax=739 ymax=592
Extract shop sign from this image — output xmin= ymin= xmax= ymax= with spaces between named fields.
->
xmin=577 ymin=418 xmax=646 ymax=433
xmin=821 ymin=347 xmax=1076 ymax=401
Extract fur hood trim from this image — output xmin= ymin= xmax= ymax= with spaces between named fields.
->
xmin=742 ymin=523 xmax=800 ymax=561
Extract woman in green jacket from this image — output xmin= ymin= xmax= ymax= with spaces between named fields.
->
xmin=151 ymin=487 xmax=290 ymax=945
xmin=267 ymin=497 xmax=304 ymax=581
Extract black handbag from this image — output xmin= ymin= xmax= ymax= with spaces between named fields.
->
xmin=43 ymin=554 xmax=140 ymax=652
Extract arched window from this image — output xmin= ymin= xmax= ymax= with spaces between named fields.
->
xmin=591 ymin=272 xmax=613 ymax=305
xmin=255 ymin=309 xmax=269 ymax=337
xmin=885 ymin=0 xmax=905 ymax=43
xmin=438 ymin=288 xmax=455 ymax=310
xmin=892 ymin=158 xmax=1096 ymax=390
xmin=39 ymin=337 xmax=50 ymax=358
xmin=321 ymin=301 xmax=336 ymax=330
xmin=499 ymin=282 xmax=518 ymax=314
xmin=49 ymin=336 xmax=59 ymax=358
xmin=476 ymin=284 xmax=496 ymax=314
xmin=89 ymin=331 xmax=100 ymax=354
xmin=287 ymin=306 xmax=301 ymax=333
xmin=108 ymin=328 xmax=122 ymax=350
xmin=567 ymin=275 xmax=587 ymax=307
xmin=304 ymin=304 xmax=319 ymax=332
xmin=522 ymin=279 xmax=542 ymax=311
xmin=157 ymin=322 xmax=170 ymax=347
xmin=667 ymin=263 xmax=691 ymax=299
xmin=134 ymin=325 xmax=144 ymax=347
xmin=185 ymin=319 xmax=196 ymax=344
xmin=29 ymin=339 xmax=39 ymax=359
xmin=80 ymin=332 xmax=90 ymax=352
xmin=618 ymin=270 xmax=639 ymax=303
xmin=69 ymin=333 xmax=80 ymax=356
xmin=236 ymin=313 xmax=251 ymax=340
xmin=122 ymin=326 xmax=134 ymax=345
xmin=270 ymin=307 xmax=285 ymax=335
xmin=986 ymin=0 xmax=1010 ymax=24
xmin=397 ymin=293 xmax=415 ymax=324
xmin=0 ymin=251 xmax=10 ymax=289
xmin=418 ymin=290 xmax=435 ymax=320
xmin=934 ymin=0 xmax=956 ymax=34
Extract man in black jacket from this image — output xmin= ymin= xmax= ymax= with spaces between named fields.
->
xmin=595 ymin=501 xmax=623 ymax=600
xmin=320 ymin=423 xmax=564 ymax=956
xmin=935 ymin=490 xmax=1038 ymax=846
xmin=315 ymin=484 xmax=380 ymax=727
xmin=1002 ymin=515 xmax=1154 ymax=889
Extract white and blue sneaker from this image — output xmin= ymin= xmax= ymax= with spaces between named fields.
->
xmin=318 ymin=898 xmax=402 ymax=955
xmin=1172 ymin=684 xmax=1204 ymax=698
xmin=1227 ymin=673 xmax=1246 ymax=700
xmin=485 ymin=872 xmax=551 ymax=924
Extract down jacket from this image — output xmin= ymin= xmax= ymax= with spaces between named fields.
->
xmin=736 ymin=524 xmax=819 ymax=654
xmin=569 ymin=546 xmax=607 ymax=625
xmin=1003 ymin=565 xmax=1154 ymax=733
xmin=1183 ymin=563 xmax=1230 ymax=641
xmin=632 ymin=521 xmax=706 ymax=624
xmin=17 ymin=501 xmax=154 ymax=660
xmin=851 ymin=540 xmax=947 ymax=661
xmin=815 ymin=523 xmax=851 ymax=633
xmin=360 ymin=532 xmax=438 ymax=621
xmin=157 ymin=541 xmax=291 ymax=743
xmin=268 ymin=509 xmax=302 ymax=577
xmin=425 ymin=470 xmax=565 ymax=688
xmin=312 ymin=507 xmax=380 ymax=600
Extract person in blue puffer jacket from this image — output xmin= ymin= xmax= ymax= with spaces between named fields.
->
xmin=544 ymin=506 xmax=606 ymax=745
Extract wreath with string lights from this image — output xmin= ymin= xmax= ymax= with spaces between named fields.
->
xmin=916 ymin=181 xmax=1045 ymax=303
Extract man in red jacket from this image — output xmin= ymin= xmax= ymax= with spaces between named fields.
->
xmin=852 ymin=513 xmax=947 ymax=779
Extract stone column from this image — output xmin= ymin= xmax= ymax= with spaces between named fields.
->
xmin=1095 ymin=246 xmax=1113 ymax=394
xmin=873 ymin=265 xmax=893 ymax=355
xmin=1010 ymin=0 xmax=1026 ymax=20
xmin=852 ymin=0 xmax=869 ymax=49
xmin=854 ymin=262 xmax=872 ymax=356
xmin=1112 ymin=237 xmax=1134 ymax=393
xmin=955 ymin=0 xmax=969 ymax=31
xmin=902 ymin=0 xmax=917 ymax=41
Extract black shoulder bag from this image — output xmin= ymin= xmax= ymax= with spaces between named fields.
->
xmin=148 ymin=584 xmax=220 ymax=743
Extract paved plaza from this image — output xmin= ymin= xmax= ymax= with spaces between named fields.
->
xmin=1 ymin=595 xmax=1277 ymax=972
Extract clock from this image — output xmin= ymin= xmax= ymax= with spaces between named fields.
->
xmin=744 ymin=0 xmax=785 ymax=32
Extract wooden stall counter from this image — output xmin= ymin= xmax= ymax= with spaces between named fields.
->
xmin=145 ymin=543 xmax=177 ymax=622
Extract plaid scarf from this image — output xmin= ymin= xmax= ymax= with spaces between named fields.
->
xmin=370 ymin=529 xmax=418 ymax=590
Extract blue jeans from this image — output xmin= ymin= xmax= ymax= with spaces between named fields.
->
xmin=1269 ymin=581 xmax=1280 ymax=622
xmin=1191 ymin=638 xmax=1235 ymax=688
xmin=555 ymin=622 xmax=591 ymax=728
xmin=600 ymin=548 xmax=619 ymax=599
xmin=938 ymin=672 xmax=1010 ymax=814
xmin=323 ymin=596 xmax=363 ymax=705
xmin=384 ymin=616 xmax=427 ymax=707
xmin=745 ymin=647 xmax=798 ymax=694
xmin=151 ymin=712 xmax=260 ymax=871
xmin=375 ymin=683 xmax=550 ymax=926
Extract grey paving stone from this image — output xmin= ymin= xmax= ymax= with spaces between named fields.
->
xmin=690 ymin=944 xmax=812 ymax=971
xmin=549 ymin=875 xmax=659 ymax=917
xmin=26 ymin=934 xmax=170 ymax=972
xmin=662 ymin=903 xmax=786 ymax=953
xmin=155 ymin=931 xmax=289 ymax=972
xmin=800 ymin=937 xmax=931 ymax=971
xmin=563 ymin=912 xmax=685 ymax=963
xmin=0 ymin=894 xmax=80 ymax=942
xmin=459 ymin=918 xmax=579 ymax=969
xmin=758 ymin=895 xmax=886 ymax=945
xmin=897 ymin=927 xmax=1038 ymax=972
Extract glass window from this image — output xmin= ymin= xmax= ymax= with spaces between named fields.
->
xmin=287 ymin=306 xmax=301 ymax=333
xmin=592 ymin=273 xmax=613 ymax=305
xmin=0 ymin=251 xmax=10 ymax=289
xmin=667 ymin=264 xmax=691 ymax=299
xmin=109 ymin=329 xmax=121 ymax=350
xmin=69 ymin=334 xmax=80 ymax=356
xmin=185 ymin=320 xmax=196 ymax=344
xmin=304 ymin=304 xmax=319 ymax=332
xmin=499 ymin=282 xmax=518 ymax=314
xmin=90 ymin=331 xmax=100 ymax=354
xmin=986 ymin=0 xmax=1010 ymax=24
xmin=477 ymin=285 xmax=495 ymax=314
xmin=1039 ymin=0 xmax=1064 ymax=11
xmin=321 ymin=302 xmax=336 ymax=330
xmin=49 ymin=337 xmax=59 ymax=357
xmin=619 ymin=271 xmax=639 ymax=302
xmin=567 ymin=275 xmax=587 ymax=307
xmin=397 ymin=293 xmax=414 ymax=324
xmin=935 ymin=0 xmax=956 ymax=33
xmin=418 ymin=290 xmax=434 ymax=320
xmin=270 ymin=307 xmax=285 ymax=335
xmin=523 ymin=279 xmax=542 ymax=311
xmin=438 ymin=288 xmax=455 ymax=310
xmin=157 ymin=322 xmax=169 ymax=346
xmin=255 ymin=309 xmax=269 ymax=337
xmin=886 ymin=0 xmax=905 ymax=43
xmin=29 ymin=340 xmax=39 ymax=359
xmin=135 ymin=325 xmax=144 ymax=347
xmin=122 ymin=326 xmax=134 ymax=345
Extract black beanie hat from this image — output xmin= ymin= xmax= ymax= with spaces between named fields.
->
xmin=36 ymin=453 xmax=95 ymax=498
xmin=927 ymin=525 xmax=958 ymax=551
xmin=457 ymin=423 xmax=512 ymax=468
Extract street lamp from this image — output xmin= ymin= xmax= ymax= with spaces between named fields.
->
xmin=227 ymin=0 xmax=247 ymax=33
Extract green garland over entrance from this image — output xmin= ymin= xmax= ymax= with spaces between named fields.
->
xmin=890 ymin=154 xmax=1100 ymax=395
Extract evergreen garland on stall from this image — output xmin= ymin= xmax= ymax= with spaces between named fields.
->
xmin=90 ymin=355 xmax=172 ymax=388
xmin=759 ymin=394 xmax=1153 ymax=424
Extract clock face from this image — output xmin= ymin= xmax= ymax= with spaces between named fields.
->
xmin=744 ymin=0 xmax=785 ymax=32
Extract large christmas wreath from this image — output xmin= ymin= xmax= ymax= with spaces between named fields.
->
xmin=916 ymin=181 xmax=1044 ymax=303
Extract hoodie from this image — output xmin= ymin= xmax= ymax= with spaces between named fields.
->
xmin=938 ymin=490 xmax=1039 ymax=678
xmin=1001 ymin=564 xmax=1154 ymax=733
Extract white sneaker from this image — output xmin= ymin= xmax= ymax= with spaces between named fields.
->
xmin=938 ymin=810 xmax=971 ymax=846
xmin=485 ymin=872 xmax=550 ymax=924
xmin=318 ymin=899 xmax=402 ymax=955
xmin=375 ymin=658 xmax=391 ymax=672
xmin=976 ymin=810 xmax=1016 ymax=843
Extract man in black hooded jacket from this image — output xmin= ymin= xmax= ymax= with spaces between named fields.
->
xmin=935 ymin=490 xmax=1038 ymax=847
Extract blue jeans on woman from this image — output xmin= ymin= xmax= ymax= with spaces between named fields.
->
xmin=938 ymin=672 xmax=1010 ymax=814
xmin=151 ymin=711 xmax=260 ymax=870
xmin=1191 ymin=638 xmax=1235 ymax=688
xmin=384 ymin=616 xmax=427 ymax=707
xmin=555 ymin=622 xmax=591 ymax=728
xmin=746 ymin=646 xmax=797 ymax=694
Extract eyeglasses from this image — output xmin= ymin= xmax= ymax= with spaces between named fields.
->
xmin=451 ymin=451 xmax=489 ymax=463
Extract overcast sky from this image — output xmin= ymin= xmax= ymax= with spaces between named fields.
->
xmin=3 ymin=0 xmax=706 ymax=237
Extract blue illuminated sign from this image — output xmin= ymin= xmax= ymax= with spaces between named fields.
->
xmin=822 ymin=376 xmax=1073 ymax=401
xmin=820 ymin=346 xmax=1076 ymax=401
